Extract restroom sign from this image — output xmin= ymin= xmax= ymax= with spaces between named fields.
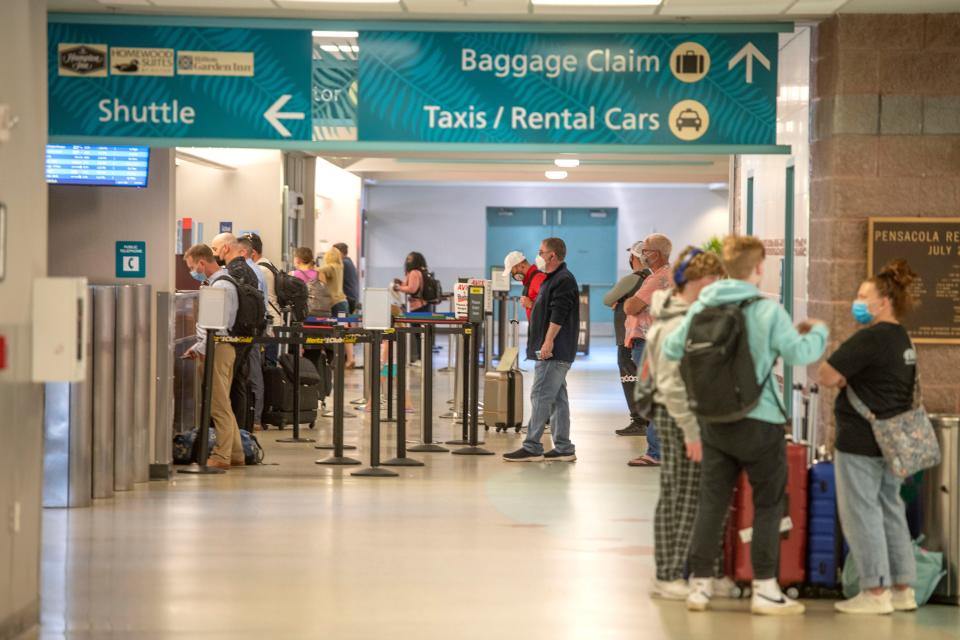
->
xmin=116 ymin=241 xmax=146 ymax=278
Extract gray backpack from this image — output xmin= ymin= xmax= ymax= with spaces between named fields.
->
xmin=298 ymin=271 xmax=332 ymax=317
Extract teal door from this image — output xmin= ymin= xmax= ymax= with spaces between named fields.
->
xmin=486 ymin=207 xmax=617 ymax=326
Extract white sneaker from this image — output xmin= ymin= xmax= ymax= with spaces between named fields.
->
xmin=652 ymin=579 xmax=690 ymax=601
xmin=751 ymin=580 xmax=805 ymax=616
xmin=686 ymin=578 xmax=713 ymax=612
xmin=712 ymin=576 xmax=739 ymax=599
xmin=892 ymin=587 xmax=918 ymax=612
xmin=835 ymin=590 xmax=894 ymax=615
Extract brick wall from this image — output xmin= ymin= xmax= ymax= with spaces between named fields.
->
xmin=810 ymin=13 xmax=960 ymax=439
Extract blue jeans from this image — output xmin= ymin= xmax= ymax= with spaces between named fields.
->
xmin=631 ymin=342 xmax=661 ymax=460
xmin=523 ymin=360 xmax=574 ymax=455
xmin=836 ymin=450 xmax=916 ymax=590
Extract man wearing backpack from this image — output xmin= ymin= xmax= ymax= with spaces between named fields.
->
xmin=213 ymin=232 xmax=265 ymax=433
xmin=663 ymin=235 xmax=828 ymax=616
xmin=244 ymin=234 xmax=283 ymax=363
xmin=182 ymin=244 xmax=246 ymax=469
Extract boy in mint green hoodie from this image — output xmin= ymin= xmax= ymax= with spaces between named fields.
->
xmin=663 ymin=235 xmax=828 ymax=617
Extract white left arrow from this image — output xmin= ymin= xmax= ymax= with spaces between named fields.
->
xmin=728 ymin=42 xmax=771 ymax=84
xmin=264 ymin=94 xmax=304 ymax=138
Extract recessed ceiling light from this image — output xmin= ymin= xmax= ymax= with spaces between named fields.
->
xmin=545 ymin=170 xmax=568 ymax=180
xmin=312 ymin=31 xmax=360 ymax=38
xmin=532 ymin=0 xmax=661 ymax=6
xmin=554 ymin=158 xmax=580 ymax=168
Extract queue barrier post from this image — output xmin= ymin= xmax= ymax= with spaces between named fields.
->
xmin=383 ymin=328 xmax=424 ymax=467
xmin=453 ymin=322 xmax=494 ymax=456
xmin=383 ymin=336 xmax=396 ymax=423
xmin=178 ymin=330 xmax=226 ymax=475
xmin=408 ymin=323 xmax=449 ymax=454
xmin=316 ymin=327 xmax=361 ymax=465
xmin=447 ymin=325 xmax=472 ymax=445
xmin=353 ymin=329 xmax=398 ymax=477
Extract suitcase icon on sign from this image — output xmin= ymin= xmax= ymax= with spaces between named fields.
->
xmin=675 ymin=50 xmax=704 ymax=75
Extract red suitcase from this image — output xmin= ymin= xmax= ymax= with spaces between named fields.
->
xmin=725 ymin=442 xmax=808 ymax=597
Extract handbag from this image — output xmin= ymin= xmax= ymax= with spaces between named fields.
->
xmin=844 ymin=353 xmax=940 ymax=479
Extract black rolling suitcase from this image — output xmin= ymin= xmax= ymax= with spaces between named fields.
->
xmin=262 ymin=357 xmax=321 ymax=430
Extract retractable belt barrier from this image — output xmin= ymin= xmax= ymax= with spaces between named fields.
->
xmin=182 ymin=316 xmax=491 ymax=478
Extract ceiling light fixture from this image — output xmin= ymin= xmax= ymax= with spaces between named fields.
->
xmin=312 ymin=31 xmax=360 ymax=38
xmin=532 ymin=0 xmax=662 ymax=6
xmin=545 ymin=170 xmax=568 ymax=180
xmin=554 ymin=158 xmax=580 ymax=168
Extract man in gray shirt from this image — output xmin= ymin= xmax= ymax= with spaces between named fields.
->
xmin=603 ymin=241 xmax=650 ymax=436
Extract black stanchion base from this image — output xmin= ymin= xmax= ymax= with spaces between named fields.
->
xmin=315 ymin=443 xmax=358 ymax=450
xmin=351 ymin=467 xmax=399 ymax=477
xmin=177 ymin=465 xmax=227 ymax=475
xmin=382 ymin=457 xmax=425 ymax=467
xmin=408 ymin=443 xmax=450 ymax=453
xmin=445 ymin=438 xmax=469 ymax=445
xmin=276 ymin=437 xmax=317 ymax=444
xmin=439 ymin=412 xmax=460 ymax=420
xmin=316 ymin=456 xmax=362 ymax=466
xmin=452 ymin=446 xmax=496 ymax=456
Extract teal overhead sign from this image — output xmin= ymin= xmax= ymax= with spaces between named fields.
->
xmin=48 ymin=17 xmax=781 ymax=150
xmin=356 ymin=31 xmax=777 ymax=146
xmin=48 ymin=22 xmax=312 ymax=141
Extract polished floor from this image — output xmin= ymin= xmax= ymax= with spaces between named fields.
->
xmin=33 ymin=347 xmax=960 ymax=639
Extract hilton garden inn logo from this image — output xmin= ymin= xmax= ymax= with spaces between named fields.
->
xmin=59 ymin=43 xmax=108 ymax=77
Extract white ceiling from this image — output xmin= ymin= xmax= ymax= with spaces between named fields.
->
xmin=47 ymin=0 xmax=960 ymax=20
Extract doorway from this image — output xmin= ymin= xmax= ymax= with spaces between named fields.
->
xmin=485 ymin=207 xmax=617 ymax=328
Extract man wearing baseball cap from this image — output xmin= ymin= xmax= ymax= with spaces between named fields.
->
xmin=504 ymin=250 xmax=547 ymax=321
xmin=603 ymin=241 xmax=651 ymax=436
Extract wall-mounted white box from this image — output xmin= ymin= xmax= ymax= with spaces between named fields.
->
xmin=32 ymin=277 xmax=88 ymax=383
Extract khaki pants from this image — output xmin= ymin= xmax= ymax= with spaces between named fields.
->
xmin=200 ymin=343 xmax=244 ymax=464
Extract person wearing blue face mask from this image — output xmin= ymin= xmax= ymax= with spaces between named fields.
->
xmin=182 ymin=244 xmax=245 ymax=469
xmin=819 ymin=259 xmax=921 ymax=615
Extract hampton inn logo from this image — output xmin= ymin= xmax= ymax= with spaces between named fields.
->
xmin=58 ymin=43 xmax=108 ymax=77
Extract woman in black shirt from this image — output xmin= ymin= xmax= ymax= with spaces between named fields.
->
xmin=819 ymin=260 xmax=919 ymax=615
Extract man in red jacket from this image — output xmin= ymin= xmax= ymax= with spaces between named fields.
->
xmin=503 ymin=250 xmax=547 ymax=321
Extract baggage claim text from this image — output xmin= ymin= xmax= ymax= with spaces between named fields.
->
xmin=424 ymin=48 xmax=666 ymax=132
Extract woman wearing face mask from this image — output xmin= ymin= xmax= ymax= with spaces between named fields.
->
xmin=393 ymin=251 xmax=430 ymax=363
xmin=818 ymin=259 xmax=920 ymax=615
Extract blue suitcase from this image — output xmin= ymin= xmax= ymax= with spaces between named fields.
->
xmin=808 ymin=461 xmax=842 ymax=586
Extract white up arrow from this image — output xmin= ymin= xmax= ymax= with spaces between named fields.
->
xmin=728 ymin=43 xmax=771 ymax=84
xmin=263 ymin=94 xmax=305 ymax=138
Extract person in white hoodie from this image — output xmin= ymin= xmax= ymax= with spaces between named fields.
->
xmin=643 ymin=247 xmax=730 ymax=600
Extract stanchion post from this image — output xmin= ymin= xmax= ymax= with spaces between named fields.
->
xmin=453 ymin=321 xmax=494 ymax=456
xmin=384 ymin=335 xmax=396 ymax=423
xmin=316 ymin=328 xmax=361 ymax=465
xmin=277 ymin=326 xmax=316 ymax=444
xmin=353 ymin=330 xmax=398 ymax=477
xmin=447 ymin=326 xmax=470 ymax=445
xmin=409 ymin=324 xmax=449 ymax=453
xmin=179 ymin=331 xmax=226 ymax=475
xmin=383 ymin=328 xmax=424 ymax=467
xmin=440 ymin=332 xmax=462 ymax=419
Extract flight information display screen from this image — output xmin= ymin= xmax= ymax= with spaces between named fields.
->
xmin=46 ymin=144 xmax=150 ymax=187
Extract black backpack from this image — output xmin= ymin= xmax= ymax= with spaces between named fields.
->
xmin=220 ymin=274 xmax=268 ymax=338
xmin=259 ymin=261 xmax=309 ymax=323
xmin=679 ymin=297 xmax=772 ymax=423
xmin=418 ymin=268 xmax=443 ymax=305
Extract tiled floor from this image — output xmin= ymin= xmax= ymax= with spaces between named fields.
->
xmin=33 ymin=347 xmax=959 ymax=639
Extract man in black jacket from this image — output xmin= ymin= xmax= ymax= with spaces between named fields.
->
xmin=504 ymin=237 xmax=580 ymax=463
